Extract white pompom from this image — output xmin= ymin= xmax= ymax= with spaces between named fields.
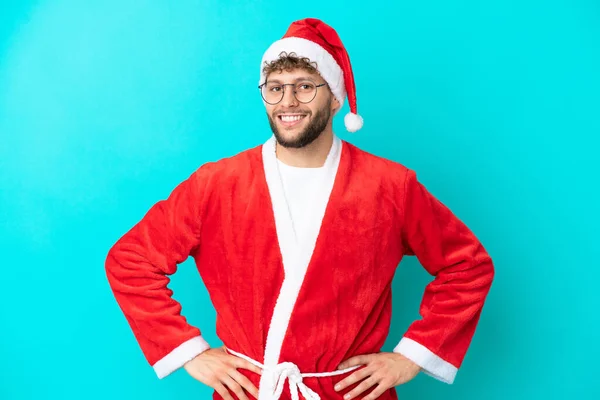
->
xmin=344 ymin=112 xmax=364 ymax=132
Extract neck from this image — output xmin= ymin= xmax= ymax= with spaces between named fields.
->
xmin=276 ymin=130 xmax=334 ymax=168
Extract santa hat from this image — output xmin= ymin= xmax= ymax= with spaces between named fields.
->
xmin=259 ymin=18 xmax=364 ymax=132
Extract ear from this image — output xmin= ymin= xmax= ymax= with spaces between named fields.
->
xmin=331 ymin=96 xmax=341 ymax=114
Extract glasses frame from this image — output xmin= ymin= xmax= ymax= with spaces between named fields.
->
xmin=258 ymin=81 xmax=328 ymax=105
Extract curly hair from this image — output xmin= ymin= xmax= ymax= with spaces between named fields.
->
xmin=262 ymin=51 xmax=320 ymax=79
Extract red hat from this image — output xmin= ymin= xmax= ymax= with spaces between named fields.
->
xmin=259 ymin=18 xmax=364 ymax=132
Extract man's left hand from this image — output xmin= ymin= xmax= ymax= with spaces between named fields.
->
xmin=334 ymin=352 xmax=421 ymax=399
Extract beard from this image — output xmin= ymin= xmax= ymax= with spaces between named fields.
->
xmin=267 ymin=97 xmax=332 ymax=149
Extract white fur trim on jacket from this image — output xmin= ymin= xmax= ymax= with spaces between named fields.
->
xmin=152 ymin=335 xmax=211 ymax=379
xmin=258 ymin=134 xmax=342 ymax=398
xmin=393 ymin=337 xmax=458 ymax=384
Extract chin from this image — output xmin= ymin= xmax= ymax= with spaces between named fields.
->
xmin=278 ymin=125 xmax=303 ymax=137
xmin=277 ymin=131 xmax=304 ymax=145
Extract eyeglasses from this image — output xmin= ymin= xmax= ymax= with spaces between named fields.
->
xmin=258 ymin=81 xmax=328 ymax=105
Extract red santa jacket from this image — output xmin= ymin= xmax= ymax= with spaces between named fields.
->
xmin=105 ymin=135 xmax=495 ymax=399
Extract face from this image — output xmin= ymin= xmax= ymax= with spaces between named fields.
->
xmin=264 ymin=69 xmax=339 ymax=149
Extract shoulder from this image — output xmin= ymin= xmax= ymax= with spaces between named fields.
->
xmin=190 ymin=143 xmax=263 ymax=186
xmin=342 ymin=140 xmax=414 ymax=187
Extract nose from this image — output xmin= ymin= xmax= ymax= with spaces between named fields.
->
xmin=281 ymin=85 xmax=299 ymax=107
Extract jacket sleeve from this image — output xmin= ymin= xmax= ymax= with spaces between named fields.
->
xmin=105 ymin=166 xmax=213 ymax=379
xmin=393 ymin=169 xmax=495 ymax=384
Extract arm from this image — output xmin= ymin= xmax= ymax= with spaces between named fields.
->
xmin=393 ymin=169 xmax=495 ymax=384
xmin=105 ymin=166 xmax=212 ymax=379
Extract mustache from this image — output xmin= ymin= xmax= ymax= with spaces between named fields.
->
xmin=274 ymin=110 xmax=310 ymax=116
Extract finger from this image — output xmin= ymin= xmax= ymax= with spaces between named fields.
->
xmin=334 ymin=366 xmax=373 ymax=392
xmin=338 ymin=354 xmax=372 ymax=370
xmin=364 ymin=380 xmax=393 ymax=400
xmin=214 ymin=383 xmax=235 ymax=400
xmin=221 ymin=373 xmax=250 ymax=400
xmin=232 ymin=357 xmax=263 ymax=376
xmin=344 ymin=375 xmax=379 ymax=400
xmin=229 ymin=369 xmax=259 ymax=399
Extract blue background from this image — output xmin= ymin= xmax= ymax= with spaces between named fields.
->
xmin=1 ymin=0 xmax=598 ymax=398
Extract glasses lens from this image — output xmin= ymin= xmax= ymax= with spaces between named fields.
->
xmin=262 ymin=83 xmax=283 ymax=104
xmin=295 ymin=82 xmax=317 ymax=103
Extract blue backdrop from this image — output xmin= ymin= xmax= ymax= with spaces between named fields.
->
xmin=1 ymin=0 xmax=598 ymax=399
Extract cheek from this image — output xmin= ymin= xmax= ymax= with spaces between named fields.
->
xmin=265 ymin=106 xmax=276 ymax=117
xmin=313 ymin=103 xmax=328 ymax=116
xmin=314 ymin=96 xmax=331 ymax=113
xmin=306 ymin=103 xmax=321 ymax=115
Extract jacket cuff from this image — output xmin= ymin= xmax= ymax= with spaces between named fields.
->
xmin=393 ymin=337 xmax=458 ymax=384
xmin=152 ymin=336 xmax=211 ymax=379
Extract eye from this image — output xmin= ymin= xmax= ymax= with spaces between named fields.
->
xmin=297 ymin=83 xmax=316 ymax=91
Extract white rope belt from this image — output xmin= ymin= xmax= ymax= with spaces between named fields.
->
xmin=226 ymin=347 xmax=362 ymax=400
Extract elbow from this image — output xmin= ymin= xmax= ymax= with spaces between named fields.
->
xmin=104 ymin=236 xmax=129 ymax=286
xmin=105 ymin=234 xmax=122 ymax=269
xmin=448 ymin=248 xmax=495 ymax=294
xmin=471 ymin=239 xmax=495 ymax=284
xmin=104 ymin=241 xmax=121 ymax=286
xmin=474 ymin=250 xmax=495 ymax=296
xmin=481 ymin=247 xmax=495 ymax=282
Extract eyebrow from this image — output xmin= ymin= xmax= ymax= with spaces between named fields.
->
xmin=266 ymin=77 xmax=316 ymax=84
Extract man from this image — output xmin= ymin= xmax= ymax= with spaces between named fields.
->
xmin=105 ymin=18 xmax=495 ymax=400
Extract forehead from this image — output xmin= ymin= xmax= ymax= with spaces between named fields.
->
xmin=266 ymin=68 xmax=322 ymax=83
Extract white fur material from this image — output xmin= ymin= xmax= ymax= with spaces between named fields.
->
xmin=344 ymin=112 xmax=363 ymax=132
xmin=259 ymin=37 xmax=346 ymax=110
xmin=258 ymin=134 xmax=342 ymax=399
xmin=393 ymin=337 xmax=458 ymax=384
xmin=152 ymin=335 xmax=211 ymax=379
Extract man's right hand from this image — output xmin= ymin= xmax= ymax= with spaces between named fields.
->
xmin=183 ymin=346 xmax=263 ymax=400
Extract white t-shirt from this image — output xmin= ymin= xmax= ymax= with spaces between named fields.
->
xmin=276 ymin=159 xmax=325 ymax=237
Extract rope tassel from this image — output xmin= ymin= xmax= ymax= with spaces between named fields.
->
xmin=226 ymin=347 xmax=363 ymax=400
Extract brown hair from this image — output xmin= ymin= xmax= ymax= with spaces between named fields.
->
xmin=262 ymin=51 xmax=319 ymax=80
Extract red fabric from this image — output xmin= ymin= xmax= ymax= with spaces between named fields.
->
xmin=105 ymin=141 xmax=494 ymax=399
xmin=400 ymin=169 xmax=495 ymax=366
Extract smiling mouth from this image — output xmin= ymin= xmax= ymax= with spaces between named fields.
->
xmin=278 ymin=114 xmax=307 ymax=128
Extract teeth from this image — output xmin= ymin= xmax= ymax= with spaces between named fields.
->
xmin=280 ymin=115 xmax=305 ymax=122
